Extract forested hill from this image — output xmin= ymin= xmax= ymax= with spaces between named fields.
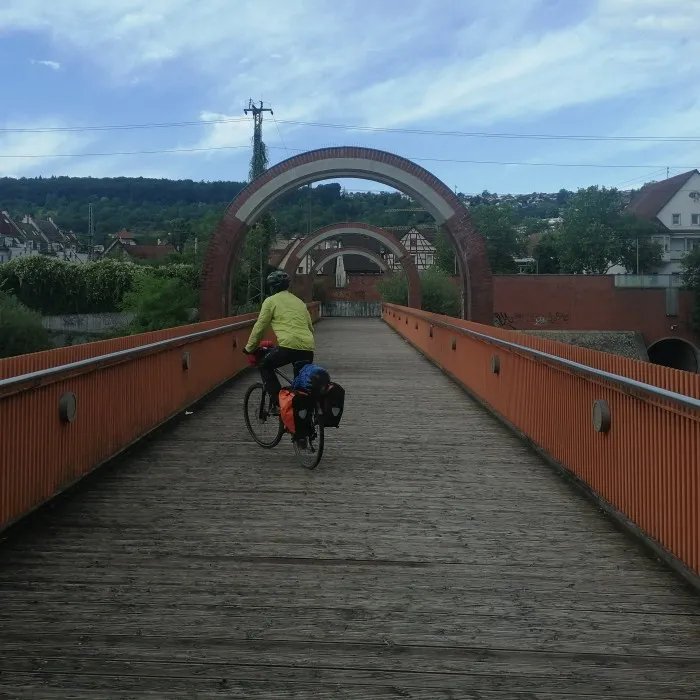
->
xmin=0 ymin=175 xmax=577 ymax=244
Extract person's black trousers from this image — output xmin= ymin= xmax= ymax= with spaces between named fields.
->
xmin=259 ymin=347 xmax=314 ymax=404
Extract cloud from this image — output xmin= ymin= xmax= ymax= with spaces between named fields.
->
xmin=1 ymin=0 xmax=698 ymax=189
xmin=31 ymin=59 xmax=61 ymax=70
xmin=0 ymin=122 xmax=92 ymax=177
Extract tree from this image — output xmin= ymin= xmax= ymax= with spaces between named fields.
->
xmin=420 ymin=267 xmax=461 ymax=316
xmin=681 ymin=247 xmax=700 ymax=334
xmin=121 ymin=274 xmax=197 ymax=333
xmin=533 ymin=230 xmax=563 ymax=274
xmin=377 ymin=268 xmax=461 ymax=316
xmin=558 ymin=186 xmax=662 ymax=274
xmin=434 ymin=230 xmax=457 ymax=275
xmin=0 ymin=291 xmax=52 ymax=358
xmin=469 ymin=204 xmax=526 ymax=274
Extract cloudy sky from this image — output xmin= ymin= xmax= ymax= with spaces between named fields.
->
xmin=0 ymin=0 xmax=698 ymax=194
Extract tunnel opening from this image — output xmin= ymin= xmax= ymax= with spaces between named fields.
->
xmin=647 ymin=338 xmax=699 ymax=373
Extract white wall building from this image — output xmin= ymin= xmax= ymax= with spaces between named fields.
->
xmin=384 ymin=227 xmax=436 ymax=271
xmin=627 ymin=169 xmax=700 ymax=276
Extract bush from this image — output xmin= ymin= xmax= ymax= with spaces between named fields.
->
xmin=0 ymin=291 xmax=52 ymax=358
xmin=681 ymin=247 xmax=700 ymax=334
xmin=377 ymin=272 xmax=408 ymax=306
xmin=420 ymin=267 xmax=462 ymax=317
xmin=377 ymin=267 xmax=461 ymax=317
xmin=0 ymin=256 xmax=199 ymax=315
xmin=121 ymin=274 xmax=198 ymax=333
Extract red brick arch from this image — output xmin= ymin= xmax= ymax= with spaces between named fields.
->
xmin=283 ymin=223 xmax=419 ymax=307
xmin=312 ymin=246 xmax=391 ymax=276
xmin=200 ymin=147 xmax=492 ymax=321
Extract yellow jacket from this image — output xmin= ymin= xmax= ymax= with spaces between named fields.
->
xmin=245 ymin=291 xmax=315 ymax=352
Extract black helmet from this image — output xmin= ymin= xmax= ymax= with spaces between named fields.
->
xmin=266 ymin=270 xmax=290 ymax=294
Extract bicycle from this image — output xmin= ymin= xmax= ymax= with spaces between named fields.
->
xmin=243 ymin=348 xmax=326 ymax=470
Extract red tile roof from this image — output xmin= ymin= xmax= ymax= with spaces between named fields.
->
xmin=115 ymin=229 xmax=137 ymax=240
xmin=626 ymin=170 xmax=698 ymax=220
xmin=124 ymin=244 xmax=176 ymax=260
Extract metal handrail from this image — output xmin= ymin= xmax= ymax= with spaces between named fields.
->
xmin=385 ymin=305 xmax=700 ymax=413
xmin=0 ymin=318 xmax=256 ymax=396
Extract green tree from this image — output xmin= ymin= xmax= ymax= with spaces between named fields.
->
xmin=681 ymin=247 xmax=700 ymax=334
xmin=558 ymin=186 xmax=662 ymax=274
xmin=434 ymin=230 xmax=457 ymax=275
xmin=377 ymin=268 xmax=461 ymax=316
xmin=420 ymin=267 xmax=461 ymax=316
xmin=121 ymin=274 xmax=197 ymax=333
xmin=469 ymin=204 xmax=526 ymax=274
xmin=0 ymin=291 xmax=52 ymax=358
xmin=377 ymin=271 xmax=408 ymax=306
xmin=533 ymin=230 xmax=563 ymax=274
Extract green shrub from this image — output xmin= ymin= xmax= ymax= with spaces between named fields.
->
xmin=0 ymin=291 xmax=52 ymax=358
xmin=121 ymin=275 xmax=198 ymax=333
xmin=0 ymin=256 xmax=199 ymax=315
xmin=377 ymin=272 xmax=408 ymax=306
xmin=377 ymin=267 xmax=461 ymax=317
xmin=681 ymin=247 xmax=700 ymax=334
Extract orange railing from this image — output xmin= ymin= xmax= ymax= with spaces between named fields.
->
xmin=0 ymin=304 xmax=320 ymax=532
xmin=383 ymin=304 xmax=700 ymax=583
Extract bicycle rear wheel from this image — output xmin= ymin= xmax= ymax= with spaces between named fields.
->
xmin=293 ymin=407 xmax=325 ymax=469
xmin=244 ymin=383 xmax=284 ymax=448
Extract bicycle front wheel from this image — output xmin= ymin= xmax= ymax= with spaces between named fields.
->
xmin=244 ymin=383 xmax=284 ymax=449
xmin=293 ymin=408 xmax=325 ymax=470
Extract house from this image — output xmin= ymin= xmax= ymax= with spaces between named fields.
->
xmin=101 ymin=230 xmax=176 ymax=261
xmin=384 ymin=227 xmax=437 ymax=271
xmin=1 ymin=211 xmax=87 ymax=264
xmin=627 ymin=169 xmax=700 ymax=275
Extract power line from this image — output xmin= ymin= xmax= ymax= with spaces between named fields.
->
xmin=0 ymin=142 xmax=697 ymax=171
xmin=3 ymin=115 xmax=700 ymax=144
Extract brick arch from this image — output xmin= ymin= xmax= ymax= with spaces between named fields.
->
xmin=283 ymin=223 xmax=418 ymax=307
xmin=200 ymin=147 xmax=492 ymax=321
xmin=312 ymin=246 xmax=392 ymax=275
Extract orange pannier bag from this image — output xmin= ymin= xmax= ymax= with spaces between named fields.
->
xmin=279 ymin=388 xmax=313 ymax=437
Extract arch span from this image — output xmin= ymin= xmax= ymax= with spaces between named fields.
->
xmin=312 ymin=246 xmax=391 ymax=275
xmin=648 ymin=337 xmax=699 ymax=373
xmin=283 ymin=223 xmax=418 ymax=307
xmin=200 ymin=147 xmax=492 ymax=321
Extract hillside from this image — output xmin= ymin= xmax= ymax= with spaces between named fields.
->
xmin=0 ymin=176 xmax=576 ymax=245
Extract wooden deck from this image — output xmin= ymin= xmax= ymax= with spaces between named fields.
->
xmin=1 ymin=318 xmax=699 ymax=699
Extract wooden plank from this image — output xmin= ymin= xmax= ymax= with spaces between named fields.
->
xmin=0 ymin=318 xmax=698 ymax=699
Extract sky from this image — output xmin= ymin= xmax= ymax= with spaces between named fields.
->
xmin=0 ymin=0 xmax=699 ymax=195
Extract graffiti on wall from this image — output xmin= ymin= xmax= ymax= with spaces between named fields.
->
xmin=328 ymin=289 xmax=366 ymax=301
xmin=494 ymin=311 xmax=570 ymax=329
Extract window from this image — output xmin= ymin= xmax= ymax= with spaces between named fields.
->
xmin=692 ymin=214 xmax=700 ymax=226
xmin=426 ymin=254 xmax=434 ymax=266
xmin=297 ymin=266 xmax=304 ymax=274
xmin=672 ymin=213 xmax=681 ymax=225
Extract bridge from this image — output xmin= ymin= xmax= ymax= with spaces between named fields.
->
xmin=1 ymin=306 xmax=699 ymax=698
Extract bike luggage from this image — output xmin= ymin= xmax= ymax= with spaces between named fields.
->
xmin=319 ymin=382 xmax=345 ymax=428
xmin=279 ymin=388 xmax=314 ymax=437
xmin=292 ymin=363 xmax=331 ymax=394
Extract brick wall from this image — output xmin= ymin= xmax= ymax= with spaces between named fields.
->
xmin=321 ymin=273 xmax=698 ymax=348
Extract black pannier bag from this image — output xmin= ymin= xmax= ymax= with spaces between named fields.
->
xmin=319 ymin=382 xmax=345 ymax=428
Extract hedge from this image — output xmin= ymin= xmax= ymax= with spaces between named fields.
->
xmin=0 ymin=256 xmax=199 ymax=315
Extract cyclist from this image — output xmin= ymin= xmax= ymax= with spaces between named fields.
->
xmin=244 ymin=270 xmax=315 ymax=411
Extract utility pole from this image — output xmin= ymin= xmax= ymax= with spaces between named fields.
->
xmin=244 ymin=100 xmax=273 ymax=180
xmin=243 ymin=100 xmax=274 ymax=305
xmin=88 ymin=203 xmax=94 ymax=261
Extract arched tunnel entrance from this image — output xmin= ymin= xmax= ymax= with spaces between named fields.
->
xmin=647 ymin=338 xmax=699 ymax=373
